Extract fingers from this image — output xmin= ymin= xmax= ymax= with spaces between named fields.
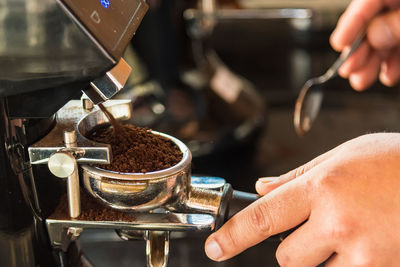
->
xmin=324 ymin=253 xmax=342 ymax=267
xmin=331 ymin=2 xmax=400 ymax=91
xmin=205 ymin=178 xmax=311 ymax=261
xmin=276 ymin=220 xmax=335 ymax=267
xmin=368 ymin=9 xmax=400 ymax=50
xmin=380 ymin=46 xmax=400 ymax=86
xmin=330 ymin=0 xmax=385 ymax=51
xmin=338 ymin=41 xmax=370 ymax=78
xmin=349 ymin=50 xmax=381 ymax=91
xmin=255 ymin=145 xmax=340 ymax=195
xmin=255 ymin=177 xmax=279 ymax=195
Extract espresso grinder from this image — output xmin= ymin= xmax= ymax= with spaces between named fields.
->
xmin=0 ymin=1 xmax=259 ymax=266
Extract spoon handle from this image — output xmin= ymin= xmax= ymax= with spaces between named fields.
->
xmin=325 ymin=30 xmax=367 ymax=79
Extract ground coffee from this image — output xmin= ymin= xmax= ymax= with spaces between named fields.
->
xmin=52 ymin=190 xmax=136 ymax=221
xmin=98 ymin=103 xmax=123 ymax=133
xmin=89 ymin=118 xmax=182 ymax=174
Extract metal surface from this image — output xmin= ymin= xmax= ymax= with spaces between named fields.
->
xmin=146 ymin=231 xmax=169 ymax=267
xmin=48 ymin=152 xmax=76 ymax=178
xmin=28 ymin=99 xmax=132 ymax=164
xmin=294 ymin=30 xmax=366 ymax=135
xmin=81 ymin=130 xmax=192 ymax=211
xmin=46 ymin=213 xmax=215 ymax=248
xmin=30 ymin=99 xmax=133 ymax=219
xmin=190 ymin=176 xmax=226 ymax=190
xmin=0 ymin=0 xmax=112 ymax=96
xmin=64 ymin=129 xmax=77 ymax=145
xmin=67 ymin=227 xmax=83 ymax=240
xmin=85 ymin=58 xmax=133 ymax=104
xmin=82 ymin=97 xmax=95 ymax=112
xmin=67 ymin=159 xmax=80 ymax=218
xmin=48 ymin=152 xmax=81 ymax=219
xmin=178 ymin=187 xmax=222 ymax=215
xmin=60 ymin=0 xmax=148 ymax=60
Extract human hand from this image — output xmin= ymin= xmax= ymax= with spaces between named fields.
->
xmin=205 ymin=133 xmax=400 ymax=266
xmin=330 ymin=0 xmax=400 ymax=90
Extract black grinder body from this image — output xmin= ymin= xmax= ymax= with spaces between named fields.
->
xmin=0 ymin=1 xmax=148 ymax=266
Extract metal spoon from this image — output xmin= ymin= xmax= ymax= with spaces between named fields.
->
xmin=294 ymin=31 xmax=366 ymax=136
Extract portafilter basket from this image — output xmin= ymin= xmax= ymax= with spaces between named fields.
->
xmin=81 ymin=132 xmax=192 ymax=212
xmin=78 ymin=110 xmax=233 ymax=219
xmin=77 ymin=110 xmax=195 ymax=212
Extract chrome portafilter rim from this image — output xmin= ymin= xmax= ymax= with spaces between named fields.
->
xmin=78 ymin=112 xmax=192 ymax=211
xmin=80 ymin=131 xmax=192 ymax=181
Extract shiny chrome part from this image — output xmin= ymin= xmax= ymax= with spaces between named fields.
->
xmin=179 ymin=187 xmax=222 ymax=215
xmin=48 ymin=152 xmax=76 ymax=178
xmin=28 ymin=99 xmax=132 ymax=164
xmin=146 ymin=231 xmax=169 ymax=267
xmin=190 ymin=176 xmax=226 ymax=190
xmin=0 ymin=0 xmax=114 ymax=94
xmin=85 ymin=58 xmax=132 ymax=104
xmin=66 ymin=161 xmax=80 ymax=218
xmin=66 ymin=227 xmax=83 ymax=241
xmin=48 ymin=152 xmax=81 ymax=218
xmin=117 ymin=229 xmax=145 ymax=240
xmin=81 ymin=130 xmax=192 ymax=211
xmin=82 ymin=97 xmax=95 ymax=112
xmin=63 ymin=130 xmax=77 ymax=145
xmin=30 ymin=99 xmax=132 ymax=218
xmin=46 ymin=213 xmax=215 ymax=249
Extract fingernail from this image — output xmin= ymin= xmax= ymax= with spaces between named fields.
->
xmin=205 ymin=239 xmax=223 ymax=261
xmin=257 ymin=177 xmax=278 ymax=183
xmin=338 ymin=65 xmax=349 ymax=78
xmin=379 ymin=62 xmax=394 ymax=87
xmin=342 ymin=45 xmax=350 ymax=55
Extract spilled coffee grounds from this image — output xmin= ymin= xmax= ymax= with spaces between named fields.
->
xmin=90 ymin=124 xmax=182 ymax=173
xmin=52 ymin=190 xmax=135 ymax=221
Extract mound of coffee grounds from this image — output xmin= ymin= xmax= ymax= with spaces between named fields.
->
xmin=89 ymin=124 xmax=182 ymax=173
xmin=52 ymin=190 xmax=136 ymax=221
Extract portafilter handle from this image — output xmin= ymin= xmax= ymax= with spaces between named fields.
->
xmin=216 ymin=184 xmax=294 ymax=240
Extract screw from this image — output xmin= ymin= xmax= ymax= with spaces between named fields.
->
xmin=82 ymin=98 xmax=94 ymax=112
xmin=67 ymin=227 xmax=83 ymax=240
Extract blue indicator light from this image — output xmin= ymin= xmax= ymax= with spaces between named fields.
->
xmin=100 ymin=0 xmax=110 ymax=8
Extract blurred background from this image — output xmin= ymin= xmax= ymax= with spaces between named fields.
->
xmin=80 ymin=0 xmax=400 ymax=265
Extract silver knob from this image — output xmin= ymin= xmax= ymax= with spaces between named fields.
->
xmin=48 ymin=152 xmax=75 ymax=178
xmin=48 ymin=152 xmax=81 ymax=218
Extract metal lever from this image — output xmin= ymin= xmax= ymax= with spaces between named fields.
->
xmin=84 ymin=58 xmax=132 ymax=104
xmin=47 ymin=130 xmax=81 ymax=218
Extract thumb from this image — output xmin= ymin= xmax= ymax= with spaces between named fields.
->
xmin=368 ymin=9 xmax=400 ymax=50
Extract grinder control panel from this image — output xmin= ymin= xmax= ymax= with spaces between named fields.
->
xmin=60 ymin=0 xmax=148 ymax=60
